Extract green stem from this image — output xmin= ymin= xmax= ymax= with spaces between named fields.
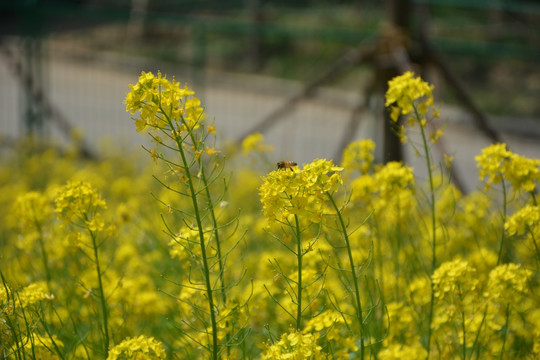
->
xmin=88 ymin=229 xmax=109 ymax=358
xmin=376 ymin=222 xmax=384 ymax=301
xmin=1 ymin=272 xmax=24 ymax=360
xmin=529 ymin=230 xmax=540 ymax=265
xmin=530 ymin=191 xmax=538 ymax=206
xmin=528 ymin=192 xmax=540 ymax=265
xmin=204 ymin=178 xmax=230 ymax=354
xmin=498 ymin=304 xmax=511 ymax=360
xmin=497 ymin=179 xmax=507 ymax=266
xmin=459 ymin=292 xmax=467 ymax=360
xmin=394 ymin=200 xmax=402 ymax=299
xmin=34 ymin=221 xmax=51 ymax=292
xmin=169 ymin=118 xmax=219 ymax=359
xmin=418 ymin=121 xmax=437 ymax=358
xmin=186 ymin=124 xmax=230 ymax=353
xmin=295 ymin=214 xmax=303 ymax=331
xmin=326 ymin=191 xmax=365 ymax=359
xmin=207 ymin=189 xmax=226 ymax=303
xmin=184 ymin=125 xmax=227 ymax=306
xmin=418 ymin=123 xmax=437 ymax=271
xmin=471 ymin=305 xmax=488 ymax=360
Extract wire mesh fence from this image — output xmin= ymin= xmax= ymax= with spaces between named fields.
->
xmin=1 ymin=0 xmax=539 ymax=191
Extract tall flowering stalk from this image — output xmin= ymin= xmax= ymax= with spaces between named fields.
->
xmin=55 ymin=181 xmax=112 ymax=358
xmin=385 ymin=71 xmax=441 ymax=355
xmin=431 ymin=259 xmax=480 ymax=359
xmin=259 ymin=159 xmax=342 ymax=330
xmin=348 ymin=156 xmax=417 ymax=357
xmin=324 ymin=190 xmax=368 ymax=358
xmin=124 ymin=71 xmax=233 ymax=358
xmin=351 ymin=160 xmax=416 ymax=298
xmin=485 ymin=263 xmax=532 ymax=358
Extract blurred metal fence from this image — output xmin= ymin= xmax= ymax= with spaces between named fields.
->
xmin=0 ymin=1 xmax=379 ymax=157
xmin=1 ymin=0 xmax=540 ymax=190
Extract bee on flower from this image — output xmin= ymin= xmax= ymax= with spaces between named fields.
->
xmin=277 ymin=161 xmax=298 ymax=171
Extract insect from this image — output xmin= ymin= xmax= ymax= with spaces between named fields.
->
xmin=277 ymin=161 xmax=297 ymax=171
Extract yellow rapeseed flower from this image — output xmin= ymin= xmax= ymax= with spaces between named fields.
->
xmin=55 ymin=181 xmax=106 ymax=224
xmin=341 ymin=139 xmax=376 ymax=174
xmin=476 ymin=143 xmax=540 ymax=192
xmin=385 ymin=302 xmax=420 ymax=344
xmin=1 ymin=282 xmax=54 ymax=313
xmin=504 ymin=153 xmax=540 ymax=192
xmin=385 ymin=71 xmax=443 ymax=144
xmin=261 ymin=330 xmax=325 ymax=359
xmin=475 ymin=143 xmax=512 ymax=189
xmin=124 ymin=71 xmax=205 ymax=133
xmin=21 ymin=333 xmax=63 ymax=360
xmin=486 ymin=263 xmax=532 ymax=304
xmin=242 ymin=132 xmax=274 ymax=156
xmin=13 ymin=191 xmax=52 ymax=230
xmin=259 ymin=159 xmax=343 ymax=223
xmin=432 ymin=259 xmax=478 ymax=300
xmin=107 ymin=335 xmax=166 ymax=360
xmin=385 ymin=71 xmax=434 ymax=122
xmin=378 ymin=343 xmax=428 ymax=360
xmin=350 ymin=161 xmax=416 ymax=214
xmin=373 ymin=161 xmax=415 ymax=197
xmin=431 ymin=259 xmax=482 ymax=340
xmin=505 ymin=205 xmax=540 ymax=236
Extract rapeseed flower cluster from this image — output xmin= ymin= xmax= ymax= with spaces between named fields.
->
xmin=378 ymin=343 xmax=428 ymax=360
xmin=385 ymin=71 xmax=434 ymax=121
xmin=351 ymin=160 xmax=415 ymax=214
xmin=17 ymin=281 xmax=55 ymax=305
xmin=126 ymin=71 xmax=234 ymax=359
xmin=107 ymin=335 xmax=166 ymax=360
xmin=341 ymin=139 xmax=375 ymax=175
xmin=302 ymin=309 xmax=359 ymax=359
xmin=0 ymin=281 xmax=56 ymax=357
xmin=476 ymin=143 xmax=540 ymax=192
xmin=242 ymin=132 xmax=275 ymax=156
xmin=55 ymin=181 xmax=107 ymax=225
xmin=486 ymin=263 xmax=532 ymax=305
xmin=505 ymin=204 xmax=540 ymax=261
xmin=259 ymin=159 xmax=343 ymax=223
xmin=14 ymin=191 xmax=52 ymax=230
xmin=431 ymin=259 xmax=481 ymax=346
xmin=432 ymin=259 xmax=478 ymax=300
xmin=384 ymin=71 xmax=441 ymax=143
xmin=505 ymin=204 xmax=540 ymax=236
xmin=125 ymin=71 xmax=204 ymax=133
xmin=0 ymin=282 xmax=53 ymax=310
xmin=262 ymin=330 xmax=324 ymax=359
xmin=20 ymin=334 xmax=64 ymax=360
xmin=385 ymin=302 xmax=421 ymax=345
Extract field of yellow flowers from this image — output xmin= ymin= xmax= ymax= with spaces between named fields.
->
xmin=1 ymin=71 xmax=539 ymax=359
